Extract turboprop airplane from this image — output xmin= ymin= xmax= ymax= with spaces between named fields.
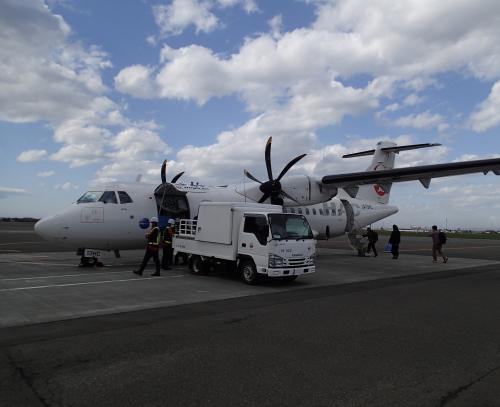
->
xmin=35 ymin=138 xmax=500 ymax=259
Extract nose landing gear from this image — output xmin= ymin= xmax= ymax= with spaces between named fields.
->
xmin=77 ymin=248 xmax=104 ymax=268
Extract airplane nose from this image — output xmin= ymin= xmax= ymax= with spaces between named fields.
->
xmin=34 ymin=217 xmax=57 ymax=240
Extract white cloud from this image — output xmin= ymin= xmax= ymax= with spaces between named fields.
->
xmin=95 ymin=127 xmax=172 ymax=181
xmin=217 ymin=0 xmax=257 ymax=13
xmin=0 ymin=1 xmax=111 ymax=124
xmin=54 ymin=182 xmax=79 ymax=190
xmin=0 ymin=186 xmax=29 ymax=199
xmin=37 ymin=171 xmax=55 ymax=177
xmin=114 ymin=65 xmax=156 ymax=98
xmin=17 ymin=149 xmax=47 ymax=162
xmin=392 ymin=111 xmax=446 ymax=130
xmin=119 ymin=0 xmax=500 ymax=115
xmin=403 ymin=94 xmax=423 ymax=106
xmin=153 ymin=0 xmax=219 ymax=36
xmin=151 ymin=0 xmax=258 ymax=37
xmin=268 ymin=15 xmax=282 ymax=39
xmin=470 ymin=81 xmax=500 ymax=132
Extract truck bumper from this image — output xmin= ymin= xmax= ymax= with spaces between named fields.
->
xmin=259 ymin=266 xmax=315 ymax=277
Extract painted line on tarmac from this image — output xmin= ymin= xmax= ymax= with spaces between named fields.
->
xmin=0 ymin=241 xmax=42 ymax=245
xmin=0 ymin=276 xmax=167 ymax=292
xmin=0 ymin=261 xmax=80 ymax=267
xmin=401 ymin=245 xmax=500 ymax=252
xmin=0 ymin=250 xmax=22 ymax=253
xmin=0 ymin=270 xmax=133 ymax=281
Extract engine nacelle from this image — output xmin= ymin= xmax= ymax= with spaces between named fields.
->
xmin=280 ymin=175 xmax=337 ymax=206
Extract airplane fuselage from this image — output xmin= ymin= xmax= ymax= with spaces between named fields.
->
xmin=35 ymin=181 xmax=398 ymax=250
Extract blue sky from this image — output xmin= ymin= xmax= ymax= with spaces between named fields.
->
xmin=1 ymin=0 xmax=500 ymax=229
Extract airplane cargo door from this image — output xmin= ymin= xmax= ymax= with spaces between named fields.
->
xmin=340 ymin=199 xmax=355 ymax=232
xmin=154 ymin=184 xmax=190 ymax=226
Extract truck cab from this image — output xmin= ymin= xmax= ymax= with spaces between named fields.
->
xmin=173 ymin=202 xmax=316 ymax=284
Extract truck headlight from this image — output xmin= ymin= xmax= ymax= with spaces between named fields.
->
xmin=268 ymin=254 xmax=285 ymax=268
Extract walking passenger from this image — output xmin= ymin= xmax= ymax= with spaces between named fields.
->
xmin=388 ymin=224 xmax=400 ymax=259
xmin=363 ymin=227 xmax=378 ymax=257
xmin=430 ymin=225 xmax=448 ymax=263
xmin=133 ymin=217 xmax=161 ymax=276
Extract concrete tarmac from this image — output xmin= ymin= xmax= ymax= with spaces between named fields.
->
xmin=2 ymin=223 xmax=500 ymax=406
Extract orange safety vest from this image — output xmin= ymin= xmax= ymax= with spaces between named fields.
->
xmin=163 ymin=226 xmax=174 ymax=244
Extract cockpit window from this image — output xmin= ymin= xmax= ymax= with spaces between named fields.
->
xmin=118 ymin=191 xmax=133 ymax=204
xmin=99 ymin=191 xmax=118 ymax=204
xmin=77 ymin=191 xmax=103 ymax=203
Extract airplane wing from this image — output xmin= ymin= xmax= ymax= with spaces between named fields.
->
xmin=322 ymin=157 xmax=500 ymax=190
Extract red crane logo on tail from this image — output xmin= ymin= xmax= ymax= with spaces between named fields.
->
xmin=373 ymin=162 xmax=386 ymax=196
xmin=374 ymin=185 xmax=386 ymax=196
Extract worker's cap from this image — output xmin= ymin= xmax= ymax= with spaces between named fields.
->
xmin=168 ymin=219 xmax=175 ymax=225
xmin=150 ymin=216 xmax=158 ymax=223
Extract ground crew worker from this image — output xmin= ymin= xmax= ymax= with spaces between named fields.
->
xmin=363 ymin=227 xmax=378 ymax=257
xmin=162 ymin=218 xmax=175 ymax=270
xmin=133 ymin=217 xmax=161 ymax=276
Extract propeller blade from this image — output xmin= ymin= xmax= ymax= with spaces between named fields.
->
xmin=265 ymin=137 xmax=273 ymax=181
xmin=171 ymin=172 xmax=184 ymax=184
xmin=161 ymin=160 xmax=167 ymax=184
xmin=280 ymin=190 xmax=301 ymax=205
xmin=258 ymin=192 xmax=271 ymax=203
xmin=244 ymin=169 xmax=262 ymax=184
xmin=276 ymin=154 xmax=307 ymax=182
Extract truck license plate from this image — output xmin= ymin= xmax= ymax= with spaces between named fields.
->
xmin=84 ymin=249 xmax=101 ymax=258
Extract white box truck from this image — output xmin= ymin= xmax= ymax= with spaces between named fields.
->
xmin=173 ymin=202 xmax=316 ymax=284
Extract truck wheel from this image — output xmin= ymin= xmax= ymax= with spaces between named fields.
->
xmin=189 ymin=255 xmax=207 ymax=274
xmin=240 ymin=260 xmax=259 ymax=284
xmin=283 ymin=275 xmax=298 ymax=283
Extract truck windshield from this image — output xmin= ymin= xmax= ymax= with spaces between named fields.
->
xmin=268 ymin=214 xmax=313 ymax=240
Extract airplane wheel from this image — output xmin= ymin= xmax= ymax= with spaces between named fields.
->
xmin=189 ymin=255 xmax=207 ymax=274
xmin=240 ymin=260 xmax=259 ymax=285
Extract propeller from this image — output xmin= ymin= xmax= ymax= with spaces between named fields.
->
xmin=161 ymin=160 xmax=185 ymax=184
xmin=244 ymin=137 xmax=306 ymax=205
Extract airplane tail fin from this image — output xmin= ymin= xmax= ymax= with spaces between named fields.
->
xmin=343 ymin=141 xmax=441 ymax=204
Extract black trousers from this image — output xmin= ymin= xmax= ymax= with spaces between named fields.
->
xmin=391 ymin=244 xmax=399 ymax=259
xmin=162 ymin=244 xmax=173 ymax=269
xmin=367 ymin=241 xmax=378 ymax=256
xmin=138 ymin=247 xmax=160 ymax=273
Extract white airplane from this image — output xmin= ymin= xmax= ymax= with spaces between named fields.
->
xmin=35 ymin=138 xmax=500 ymax=259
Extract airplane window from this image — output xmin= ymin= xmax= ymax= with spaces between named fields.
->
xmin=77 ymin=191 xmax=103 ymax=203
xmin=305 ymin=208 xmax=310 ymax=215
xmin=99 ymin=191 xmax=118 ymax=204
xmin=297 ymin=208 xmax=303 ymax=214
xmin=289 ymin=208 xmax=295 ymax=214
xmin=325 ymin=209 xmax=330 ymax=215
xmin=319 ymin=209 xmax=323 ymax=215
xmin=118 ymin=191 xmax=133 ymax=204
xmin=312 ymin=208 xmax=317 ymax=215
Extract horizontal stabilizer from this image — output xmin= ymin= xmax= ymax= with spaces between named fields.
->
xmin=343 ymin=143 xmax=441 ymax=158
